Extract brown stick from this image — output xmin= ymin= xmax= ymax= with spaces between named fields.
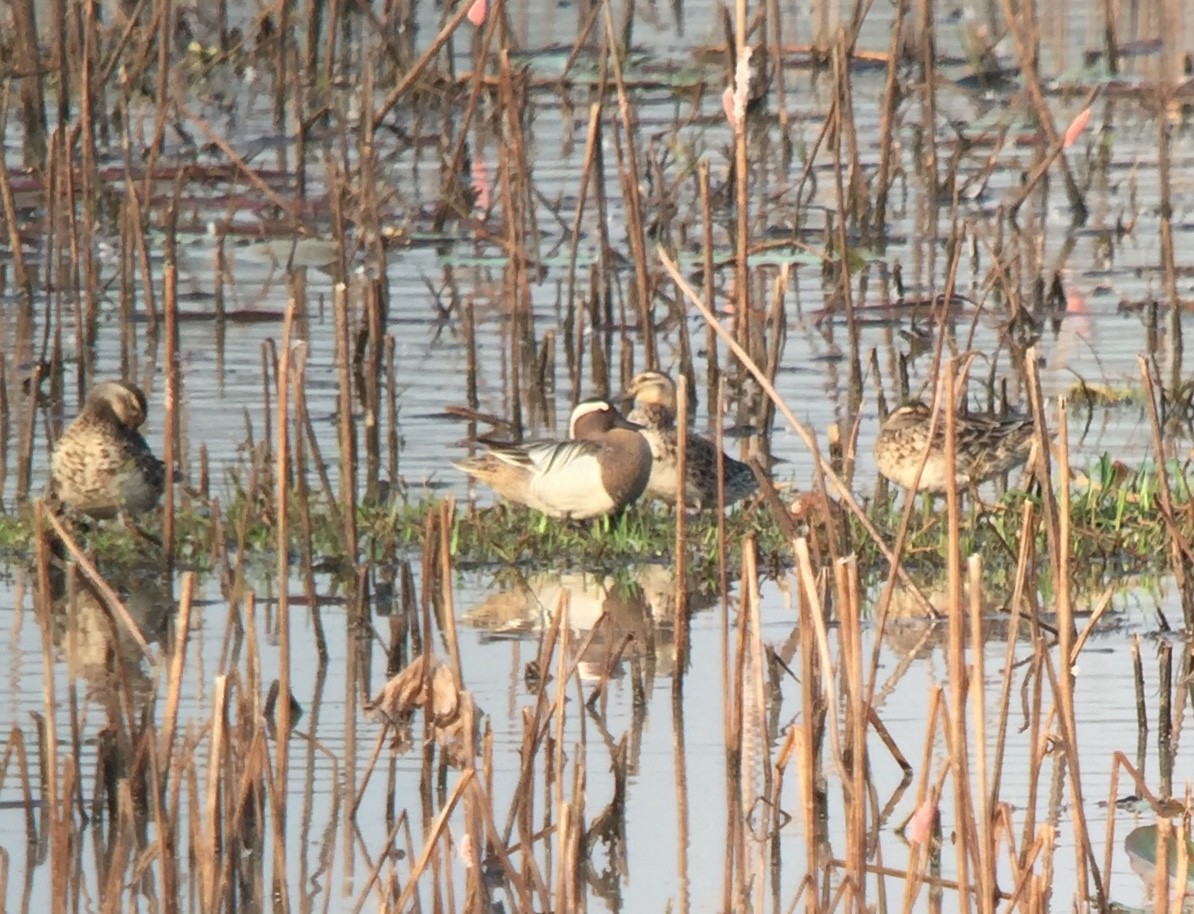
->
xmin=42 ymin=509 xmax=151 ymax=656
xmin=371 ymin=0 xmax=491 ymax=130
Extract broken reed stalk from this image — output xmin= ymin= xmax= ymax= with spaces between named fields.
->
xmin=31 ymin=502 xmax=62 ymax=906
xmin=334 ymin=283 xmax=359 ymax=559
xmin=988 ymin=502 xmax=1033 ymax=804
xmin=1138 ymin=355 xmax=1194 ymax=628
xmin=743 ymin=538 xmax=774 ymax=911
xmin=437 ymin=499 xmax=465 ymax=692
xmin=1101 ymin=0 xmax=1119 ymax=73
xmin=794 ymin=538 xmax=847 ymax=793
xmin=15 ymin=360 xmax=42 ymax=503
xmin=271 ymin=299 xmax=295 ymax=910
xmin=0 ymin=98 xmax=32 ymax=304
xmin=941 ymin=362 xmax=975 ymax=908
xmin=968 ymin=553 xmax=996 ymax=914
xmin=1155 ymin=100 xmax=1182 ymax=390
xmin=731 ymin=0 xmax=751 ymax=360
xmin=722 ymin=536 xmax=748 ymax=907
xmin=793 ymin=544 xmax=823 ymax=894
xmin=830 ymin=34 xmax=864 ymax=404
xmin=384 ymin=334 xmax=401 ymax=488
xmin=761 ymin=270 xmax=787 ymax=452
xmin=356 ymin=280 xmax=383 ymax=499
xmin=163 ymin=258 xmax=178 ymax=572
xmin=493 ymin=51 xmax=535 ymax=442
xmin=201 ymin=675 xmax=228 ymax=911
xmin=370 ymin=0 xmax=478 ymax=130
xmin=157 ymin=572 xmax=196 ymax=782
xmin=1004 ymin=87 xmax=1099 ymax=219
xmin=996 ymin=0 xmax=1087 ymax=218
xmin=697 ymin=162 xmax=720 ymax=412
xmin=293 ymin=344 xmax=329 ymax=661
xmin=674 ymin=374 xmax=688 ymax=668
xmin=42 ymin=510 xmax=151 ymax=656
xmin=1024 ymin=351 xmax=1064 ymax=625
xmin=0 ymin=356 xmax=7 ymax=509
xmin=1158 ymin=644 xmax=1175 ymax=796
xmin=601 ymin=5 xmax=655 ymax=370
xmin=63 ymin=135 xmax=87 ymax=391
xmin=868 ymin=0 xmax=906 ymax=244
xmin=10 ymin=0 xmax=47 ymax=167
xmin=915 ymin=0 xmax=939 ymax=205
xmin=117 ymin=187 xmax=133 ymax=374
xmin=42 ymin=130 xmax=59 ymax=379
xmin=565 ymin=104 xmax=604 ymax=403
xmin=127 ymin=181 xmax=158 ymax=337
xmin=835 ymin=554 xmax=865 ymax=906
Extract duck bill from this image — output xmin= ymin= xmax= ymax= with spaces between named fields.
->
xmin=612 ymin=413 xmax=646 ymax=432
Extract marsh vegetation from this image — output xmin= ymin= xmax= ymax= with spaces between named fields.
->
xmin=1 ymin=0 xmax=1194 ymax=911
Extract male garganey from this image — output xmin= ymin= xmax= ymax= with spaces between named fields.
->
xmin=453 ymin=398 xmax=651 ymax=520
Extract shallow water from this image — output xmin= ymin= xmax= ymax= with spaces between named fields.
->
xmin=4 ymin=0 xmax=1194 ymax=910
xmin=0 ymin=566 xmax=1185 ymax=911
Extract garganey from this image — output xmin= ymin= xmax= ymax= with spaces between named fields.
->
xmin=49 ymin=380 xmax=168 ymax=518
xmin=623 ymin=370 xmax=758 ymax=510
xmin=873 ymin=400 xmax=1035 ymax=494
xmin=453 ymin=398 xmax=651 ymax=520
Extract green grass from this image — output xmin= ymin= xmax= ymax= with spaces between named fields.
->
xmin=2 ymin=455 xmax=1192 ymax=601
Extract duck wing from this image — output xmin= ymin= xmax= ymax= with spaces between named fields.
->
xmin=484 ymin=439 xmax=603 ymax=473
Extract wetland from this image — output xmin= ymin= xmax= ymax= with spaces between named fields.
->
xmin=2 ymin=0 xmax=1194 ymax=911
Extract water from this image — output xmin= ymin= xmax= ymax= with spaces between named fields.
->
xmin=0 ymin=567 xmax=1181 ymax=910
xmin=3 ymin=0 xmax=1194 ymax=910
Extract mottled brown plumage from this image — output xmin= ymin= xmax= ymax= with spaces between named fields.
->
xmin=49 ymin=380 xmax=166 ymax=518
xmin=874 ymin=401 xmax=1035 ymax=493
xmin=624 ymin=371 xmax=757 ymax=510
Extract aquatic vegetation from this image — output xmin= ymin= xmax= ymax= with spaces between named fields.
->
xmin=1 ymin=449 xmax=1192 ymax=614
xmin=2 ymin=0 xmax=1193 ymax=909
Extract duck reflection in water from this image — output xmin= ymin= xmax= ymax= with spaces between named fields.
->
xmin=462 ymin=563 xmax=715 ymax=907
xmin=463 ymin=564 xmax=715 ymax=684
xmin=44 ymin=564 xmax=173 ymax=705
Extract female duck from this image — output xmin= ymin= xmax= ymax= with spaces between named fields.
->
xmin=454 ymin=398 xmax=651 ymax=520
xmin=50 ymin=380 xmax=167 ymax=518
xmin=874 ymin=400 xmax=1035 ymax=493
xmin=623 ymin=370 xmax=757 ymax=510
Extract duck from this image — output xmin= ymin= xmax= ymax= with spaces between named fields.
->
xmin=49 ymin=380 xmax=167 ymax=518
xmin=453 ymin=398 xmax=651 ymax=520
xmin=873 ymin=400 xmax=1035 ymax=493
xmin=622 ymin=370 xmax=758 ymax=510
